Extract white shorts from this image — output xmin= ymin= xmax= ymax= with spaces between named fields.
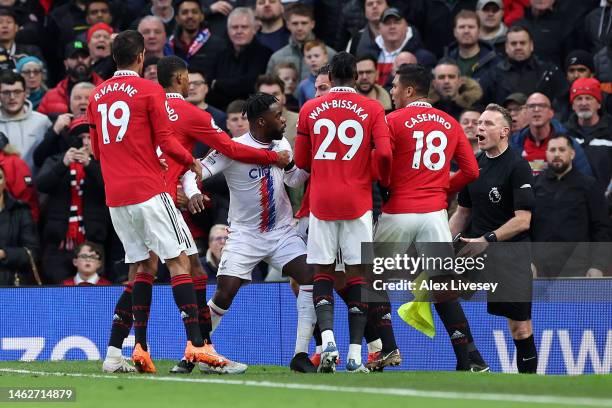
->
xmin=176 ymin=208 xmax=198 ymax=257
xmin=297 ymin=217 xmax=345 ymax=272
xmin=307 ymin=211 xmax=372 ymax=265
xmin=217 ymin=224 xmax=306 ymax=281
xmin=374 ymin=210 xmax=452 ymax=257
xmin=110 ymin=193 xmax=187 ymax=263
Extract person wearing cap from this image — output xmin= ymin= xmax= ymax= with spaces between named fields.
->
xmin=35 ymin=115 xmax=111 ymax=284
xmin=477 ymin=0 xmax=508 ymax=53
xmin=552 ymin=50 xmax=596 ymax=123
xmin=564 ymin=77 xmax=612 ymax=190
xmin=0 ymin=7 xmax=44 ymax=73
xmin=445 ymin=9 xmax=501 ymax=83
xmin=0 ymin=71 xmax=51 ymax=171
xmin=15 ymin=56 xmax=47 ymax=110
xmin=372 ymin=7 xmax=436 ymax=86
xmin=503 ymin=92 xmax=528 ymax=133
xmin=87 ymin=22 xmax=115 ymax=80
xmin=37 ymin=40 xmax=103 ymax=116
xmin=343 ymin=0 xmax=387 ymax=56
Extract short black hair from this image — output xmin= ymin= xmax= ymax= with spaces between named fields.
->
xmin=548 ymin=133 xmax=575 ymax=149
xmin=176 ymin=0 xmax=203 ymax=12
xmin=356 ymin=54 xmax=378 ymax=67
xmin=316 ymin=64 xmax=331 ymax=77
xmin=330 ymin=52 xmax=357 ymax=82
xmin=396 ymin=64 xmax=431 ymax=97
xmin=507 ymin=24 xmax=532 ymax=41
xmin=74 ymin=240 xmax=105 ymax=266
xmin=243 ymin=92 xmax=278 ymax=122
xmin=255 ymin=74 xmax=285 ymax=93
xmin=86 ymin=0 xmax=110 ymax=10
xmin=188 ymin=67 xmax=207 ymax=82
xmin=0 ymin=71 xmax=25 ymax=90
xmin=435 ymin=57 xmax=460 ymax=71
xmin=0 ymin=7 xmax=17 ymax=22
xmin=157 ymin=55 xmax=187 ymax=88
xmin=112 ymin=30 xmax=144 ymax=68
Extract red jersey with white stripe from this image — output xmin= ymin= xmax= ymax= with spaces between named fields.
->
xmin=87 ymin=70 xmax=193 ymax=207
xmin=162 ymin=93 xmax=280 ymax=203
xmin=384 ymin=101 xmax=479 ymax=213
xmin=294 ymin=87 xmax=392 ymax=221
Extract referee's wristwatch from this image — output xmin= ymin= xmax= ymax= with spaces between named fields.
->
xmin=484 ymin=231 xmax=498 ymax=243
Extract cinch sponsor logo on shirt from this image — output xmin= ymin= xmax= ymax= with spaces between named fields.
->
xmin=249 ymin=166 xmax=271 ymax=179
xmin=308 ymin=100 xmax=369 ymax=121
xmin=404 ymin=113 xmax=452 ymax=130
xmin=93 ymin=82 xmax=138 ymax=101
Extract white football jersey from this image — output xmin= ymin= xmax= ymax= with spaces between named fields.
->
xmin=182 ymin=133 xmax=309 ymax=232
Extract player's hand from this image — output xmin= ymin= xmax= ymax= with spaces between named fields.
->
xmin=190 ymin=158 xmax=203 ymax=181
xmin=159 ymin=158 xmax=168 ymax=171
xmin=176 ymin=186 xmax=189 ymax=210
xmin=275 ymin=150 xmax=291 ymax=168
xmin=53 ymin=113 xmax=73 ymax=134
xmin=457 ymin=236 xmax=488 ymax=257
xmin=586 ymin=267 xmax=604 ymax=278
xmin=62 ymin=147 xmax=78 ymax=166
xmin=209 ymin=0 xmax=233 ymax=15
xmin=188 ymin=193 xmax=211 ymax=214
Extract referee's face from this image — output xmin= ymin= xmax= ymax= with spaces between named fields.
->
xmin=477 ymin=110 xmax=509 ymax=153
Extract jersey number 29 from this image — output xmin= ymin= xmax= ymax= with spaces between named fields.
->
xmin=98 ymin=101 xmax=131 ymax=144
xmin=412 ymin=130 xmax=447 ymax=171
xmin=313 ymin=118 xmax=363 ymax=161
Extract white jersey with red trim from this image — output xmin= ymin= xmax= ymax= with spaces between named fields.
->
xmin=182 ymin=132 xmax=309 ymax=232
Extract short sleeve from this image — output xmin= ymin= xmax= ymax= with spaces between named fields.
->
xmin=511 ymin=158 xmax=535 ymax=211
xmin=458 ymin=186 xmax=472 ymax=208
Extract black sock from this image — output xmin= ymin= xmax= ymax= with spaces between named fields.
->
xmin=313 ymin=274 xmax=334 ymax=332
xmin=514 ymin=335 xmax=538 ymax=373
xmin=108 ymin=283 xmax=133 ymax=349
xmin=171 ymin=274 xmax=203 ymax=347
xmin=363 ymin=318 xmax=379 ymax=345
xmin=434 ymin=300 xmax=475 ymax=368
xmin=313 ymin=324 xmax=322 ymax=347
xmin=193 ymin=275 xmax=211 ymax=343
xmin=345 ymin=278 xmax=368 ymax=346
xmin=371 ymin=301 xmax=398 ymax=353
xmin=132 ymin=272 xmax=154 ymax=351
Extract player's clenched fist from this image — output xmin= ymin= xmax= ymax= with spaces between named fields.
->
xmin=188 ymin=193 xmax=210 ymax=214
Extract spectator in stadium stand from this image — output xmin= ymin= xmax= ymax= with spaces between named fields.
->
xmin=8 ymin=0 xmax=46 ymax=46
xmin=143 ymin=56 xmax=160 ymax=82
xmin=503 ymin=0 xmax=530 ymax=25
xmin=296 ymin=39 xmax=329 ymax=107
xmin=33 ymin=82 xmax=95 ymax=169
xmin=255 ymin=0 xmax=290 ymax=53
xmin=35 ymin=117 xmax=110 ymax=284
xmin=15 ymin=56 xmax=47 ymax=111
xmin=445 ymin=9 xmax=501 ymax=84
xmin=135 ymin=0 xmax=177 ymax=37
xmin=382 ymin=50 xmax=417 ymax=92
xmin=583 ymin=0 xmax=612 ymax=53
xmin=200 ymin=224 xmax=229 ymax=283
xmin=477 ymin=0 xmax=508 ymax=54
xmin=564 ymin=77 xmax=612 ymax=190
xmin=430 ymin=58 xmax=483 ymax=120
xmin=515 ymin=0 xmax=579 ymax=67
xmin=137 ymin=16 xmax=170 ymax=59
xmin=503 ymin=92 xmax=529 ymax=133
xmin=552 ymin=50 xmax=596 ymax=123
xmin=484 ymin=25 xmax=566 ymax=106
xmin=0 ymin=71 xmax=51 ymax=170
xmin=266 ymin=3 xmax=336 ymax=82
xmin=225 ymin=99 xmax=248 ymax=138
xmin=531 ymin=133 xmax=611 ymax=278
xmin=0 ymin=131 xmax=39 ymax=221
xmin=593 ymin=33 xmax=612 ymax=114
xmin=87 ymin=22 xmax=115 ymax=80
xmin=62 ymin=241 xmax=111 ymax=285
xmin=200 ymin=0 xmax=252 ymax=40
xmin=372 ymin=8 xmax=436 ymax=86
xmin=207 ymin=7 xmax=272 ymax=110
xmin=350 ymin=0 xmax=389 ymax=56
xmin=37 ymin=40 xmax=103 ymax=116
xmin=0 ymin=7 xmax=44 ymax=74
xmin=273 ymin=61 xmax=299 ymax=112
xmin=510 ymin=92 xmax=593 ymax=176
xmin=0 ymin=162 xmax=39 ymax=286
xmin=167 ymin=0 xmax=226 ymax=84
xmin=355 ymin=55 xmax=392 ymax=112
xmin=459 ymin=109 xmax=481 ymax=154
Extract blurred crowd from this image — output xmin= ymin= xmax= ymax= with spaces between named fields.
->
xmin=0 ymin=0 xmax=611 ymax=286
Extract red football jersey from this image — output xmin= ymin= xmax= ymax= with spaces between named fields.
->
xmin=295 ymin=87 xmax=392 ymax=220
xmin=384 ymin=101 xmax=479 ymax=214
xmin=87 ymin=71 xmax=193 ymax=207
xmin=162 ymin=93 xmax=280 ymax=202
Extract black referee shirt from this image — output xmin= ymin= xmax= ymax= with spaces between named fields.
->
xmin=458 ymin=147 xmax=535 ymax=242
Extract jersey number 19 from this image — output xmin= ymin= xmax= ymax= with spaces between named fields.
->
xmin=98 ymin=101 xmax=131 ymax=144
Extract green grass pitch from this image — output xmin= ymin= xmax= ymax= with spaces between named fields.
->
xmin=0 ymin=361 xmax=610 ymax=408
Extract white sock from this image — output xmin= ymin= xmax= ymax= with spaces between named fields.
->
xmin=295 ymin=287 xmax=316 ymax=355
xmin=367 ymin=339 xmax=383 ymax=354
xmin=321 ymin=329 xmax=336 ymax=348
xmin=348 ymin=343 xmax=362 ymax=365
xmin=207 ymin=299 xmax=227 ymax=333
xmin=106 ymin=346 xmax=122 ymax=359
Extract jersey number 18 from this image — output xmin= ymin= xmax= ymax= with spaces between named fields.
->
xmin=412 ymin=130 xmax=447 ymax=171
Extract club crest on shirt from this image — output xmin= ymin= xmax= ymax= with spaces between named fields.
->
xmin=489 ymin=187 xmax=501 ymax=203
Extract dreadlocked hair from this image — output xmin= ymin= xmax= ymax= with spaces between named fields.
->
xmin=243 ymin=92 xmax=278 ymax=122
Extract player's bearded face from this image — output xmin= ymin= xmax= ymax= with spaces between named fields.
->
xmin=266 ymin=104 xmax=286 ymax=140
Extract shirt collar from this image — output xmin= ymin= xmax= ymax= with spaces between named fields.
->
xmin=407 ymin=101 xmax=432 ymax=108
xmin=247 ymin=132 xmax=271 ymax=146
xmin=165 ymin=92 xmax=184 ymax=100
xmin=74 ymin=273 xmax=100 ymax=285
xmin=330 ymin=86 xmax=357 ymax=93
xmin=113 ymin=70 xmax=140 ymax=78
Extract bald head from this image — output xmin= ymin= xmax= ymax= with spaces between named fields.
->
xmin=393 ymin=51 xmax=417 ymax=71
xmin=138 ymin=16 xmax=166 ymax=57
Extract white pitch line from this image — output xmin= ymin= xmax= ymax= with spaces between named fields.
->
xmin=1 ymin=368 xmax=611 ymax=407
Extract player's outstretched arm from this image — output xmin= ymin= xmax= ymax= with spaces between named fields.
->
xmin=284 ymin=162 xmax=310 ymax=188
xmin=294 ymin=111 xmax=312 ymax=171
xmin=449 ymin=131 xmax=479 ymax=194
xmin=151 ymin=93 xmax=193 ymax=166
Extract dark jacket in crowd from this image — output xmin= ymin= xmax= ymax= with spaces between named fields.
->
xmin=532 ymin=167 xmax=610 ymax=276
xmin=429 ymin=76 xmax=484 ymax=120
xmin=335 ymin=0 xmax=367 ymax=51
xmin=168 ymin=27 xmax=227 ymax=85
xmin=207 ymin=39 xmax=272 ymax=110
xmin=91 ymin=56 xmax=116 ymax=80
xmin=201 ymin=0 xmax=255 ymax=39
xmin=37 ymin=73 xmax=104 ymax=116
xmin=444 ymin=40 xmax=502 ymax=85
xmin=564 ymin=113 xmax=612 ymax=190
xmin=583 ymin=4 xmax=612 ymax=53
xmin=0 ymin=191 xmax=39 ymax=286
